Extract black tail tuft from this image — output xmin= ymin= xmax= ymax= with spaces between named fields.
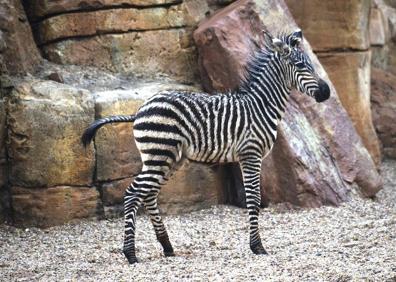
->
xmin=81 ymin=115 xmax=136 ymax=147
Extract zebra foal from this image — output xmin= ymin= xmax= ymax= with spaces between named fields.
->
xmin=82 ymin=29 xmax=330 ymax=264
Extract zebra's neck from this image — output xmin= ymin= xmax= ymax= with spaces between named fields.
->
xmin=236 ymin=50 xmax=292 ymax=123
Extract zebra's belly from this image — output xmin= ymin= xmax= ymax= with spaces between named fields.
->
xmin=184 ymin=141 xmax=238 ymax=164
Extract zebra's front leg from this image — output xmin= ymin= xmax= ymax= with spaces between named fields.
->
xmin=144 ymin=192 xmax=175 ymax=257
xmin=240 ymin=158 xmax=268 ymax=255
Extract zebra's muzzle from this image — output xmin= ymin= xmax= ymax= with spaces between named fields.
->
xmin=314 ymin=79 xmax=330 ymax=103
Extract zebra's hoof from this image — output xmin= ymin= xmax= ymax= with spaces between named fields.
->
xmin=126 ymin=256 xmax=139 ymax=264
xmin=250 ymin=244 xmax=268 ymax=255
xmin=123 ymin=250 xmax=139 ymax=264
xmin=164 ymin=251 xmax=175 ymax=257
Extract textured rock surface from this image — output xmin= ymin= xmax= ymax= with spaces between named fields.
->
xmin=194 ymin=0 xmax=381 ymax=207
xmin=194 ymin=0 xmax=264 ymax=92
xmin=36 ymin=1 xmax=209 ymax=44
xmin=371 ymin=68 xmax=396 ymax=158
xmin=27 ymin=0 xmax=183 ymax=19
xmin=11 ymin=186 xmax=100 ymax=227
xmin=369 ymin=7 xmax=389 ymax=46
xmin=285 ymin=0 xmax=371 ymax=51
xmin=158 ymin=162 xmax=224 ymax=214
xmin=371 ymin=0 xmax=396 ymax=75
xmin=0 ymin=0 xmax=41 ymax=75
xmin=6 ymin=80 xmax=95 ymax=187
xmin=260 ymin=100 xmax=349 ymax=207
xmin=318 ymin=51 xmax=381 ymax=165
xmin=43 ymin=29 xmax=199 ymax=83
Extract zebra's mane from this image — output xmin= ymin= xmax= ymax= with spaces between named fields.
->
xmin=237 ymin=31 xmax=290 ymax=93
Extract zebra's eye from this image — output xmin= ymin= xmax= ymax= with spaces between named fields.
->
xmin=295 ymin=62 xmax=305 ymax=69
xmin=290 ymin=38 xmax=301 ymax=48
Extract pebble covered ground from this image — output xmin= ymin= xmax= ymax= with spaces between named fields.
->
xmin=1 ymin=160 xmax=395 ymax=281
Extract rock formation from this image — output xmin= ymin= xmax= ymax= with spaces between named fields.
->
xmin=194 ymin=0 xmax=381 ymax=207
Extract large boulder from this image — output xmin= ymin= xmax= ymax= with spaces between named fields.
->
xmin=0 ymin=0 xmax=42 ymax=75
xmin=318 ymin=51 xmax=381 ymax=165
xmin=194 ymin=0 xmax=381 ymax=207
xmin=11 ymin=186 xmax=100 ymax=227
xmin=6 ymin=80 xmax=95 ymax=188
xmin=371 ymin=68 xmax=396 ymax=158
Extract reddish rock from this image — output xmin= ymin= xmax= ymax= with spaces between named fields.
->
xmin=194 ymin=0 xmax=381 ymax=207
xmin=285 ymin=0 xmax=371 ymax=51
xmin=11 ymin=186 xmax=100 ymax=227
xmin=194 ymin=0 xmax=264 ymax=92
xmin=0 ymin=0 xmax=42 ymax=75
xmin=371 ymin=68 xmax=396 ymax=158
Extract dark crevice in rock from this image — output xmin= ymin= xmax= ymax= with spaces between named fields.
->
xmin=37 ymin=26 xmax=188 ymax=47
xmin=26 ymin=1 xmax=183 ymax=23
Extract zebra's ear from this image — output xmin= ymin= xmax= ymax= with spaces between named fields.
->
xmin=272 ymin=38 xmax=291 ymax=57
xmin=290 ymin=29 xmax=302 ymax=47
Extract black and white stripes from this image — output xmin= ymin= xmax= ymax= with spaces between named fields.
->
xmin=82 ymin=29 xmax=330 ymax=264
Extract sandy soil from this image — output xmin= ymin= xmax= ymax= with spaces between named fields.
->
xmin=1 ymin=159 xmax=395 ymax=281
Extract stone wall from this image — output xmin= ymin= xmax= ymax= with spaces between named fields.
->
xmin=0 ymin=0 xmax=387 ymax=226
xmin=286 ymin=0 xmax=381 ymax=166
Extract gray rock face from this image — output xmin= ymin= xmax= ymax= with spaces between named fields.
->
xmin=6 ymin=80 xmax=95 ymax=187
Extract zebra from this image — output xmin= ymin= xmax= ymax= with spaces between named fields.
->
xmin=82 ymin=29 xmax=330 ymax=264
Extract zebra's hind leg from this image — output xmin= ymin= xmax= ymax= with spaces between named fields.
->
xmin=122 ymin=168 xmax=168 ymax=264
xmin=144 ymin=192 xmax=175 ymax=257
xmin=239 ymin=157 xmax=268 ymax=255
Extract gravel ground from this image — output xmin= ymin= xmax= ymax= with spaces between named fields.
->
xmin=1 ymin=160 xmax=395 ymax=282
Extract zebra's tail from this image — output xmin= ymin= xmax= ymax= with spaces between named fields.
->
xmin=81 ymin=115 xmax=136 ymax=147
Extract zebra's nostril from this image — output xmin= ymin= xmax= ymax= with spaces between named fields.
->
xmin=315 ymin=80 xmax=330 ymax=103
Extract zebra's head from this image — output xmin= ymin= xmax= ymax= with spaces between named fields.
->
xmin=267 ymin=30 xmax=330 ymax=103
